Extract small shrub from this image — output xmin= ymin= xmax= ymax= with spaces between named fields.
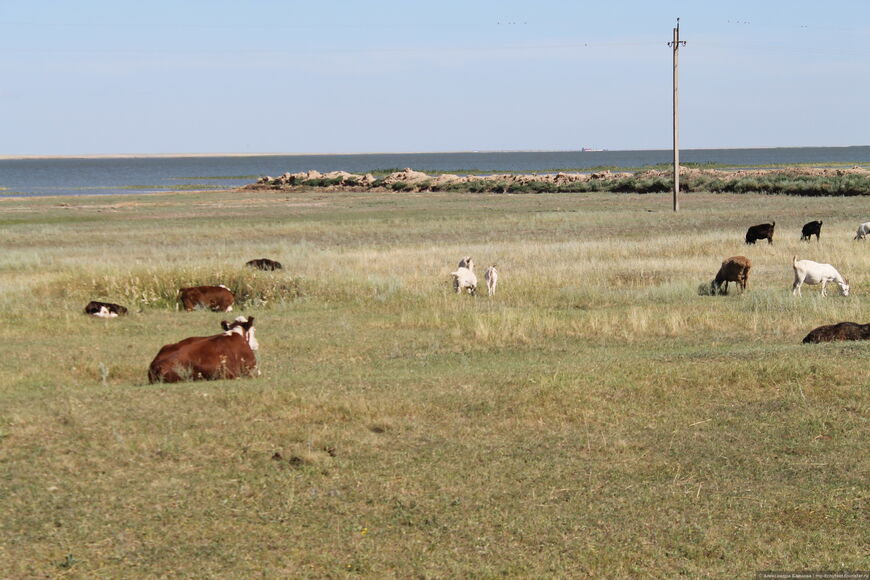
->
xmin=392 ymin=181 xmax=417 ymax=192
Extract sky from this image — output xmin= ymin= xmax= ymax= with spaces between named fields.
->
xmin=3 ymin=0 xmax=870 ymax=155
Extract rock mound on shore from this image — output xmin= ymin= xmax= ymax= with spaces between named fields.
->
xmin=247 ymin=167 xmax=608 ymax=191
xmin=244 ymin=166 xmax=870 ymax=195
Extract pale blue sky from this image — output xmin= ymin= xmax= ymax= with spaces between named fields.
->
xmin=2 ymin=1 xmax=869 ymax=155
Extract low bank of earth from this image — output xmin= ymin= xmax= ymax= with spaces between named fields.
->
xmin=244 ymin=166 xmax=870 ymax=196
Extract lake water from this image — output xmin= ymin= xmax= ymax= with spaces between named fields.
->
xmin=3 ymin=146 xmax=870 ymax=197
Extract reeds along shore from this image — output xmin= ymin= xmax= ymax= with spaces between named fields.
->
xmin=246 ymin=165 xmax=870 ymax=195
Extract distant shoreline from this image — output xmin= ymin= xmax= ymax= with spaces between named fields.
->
xmin=0 ymin=153 xmax=314 ymax=161
xmin=2 ymin=145 xmax=869 ymax=161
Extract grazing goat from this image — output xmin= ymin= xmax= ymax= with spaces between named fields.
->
xmin=855 ymin=221 xmax=870 ymax=240
xmin=484 ymin=265 xmax=499 ymax=296
xmin=711 ymin=256 xmax=751 ymax=295
xmin=800 ymin=220 xmax=822 ymax=242
xmin=451 ymin=267 xmax=477 ymax=296
xmin=802 ymin=321 xmax=870 ymax=343
xmin=792 ymin=257 xmax=850 ymax=297
xmin=745 ymin=221 xmax=775 ymax=245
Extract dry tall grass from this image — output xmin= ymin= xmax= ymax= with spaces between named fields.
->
xmin=0 ymin=189 xmax=867 ymax=577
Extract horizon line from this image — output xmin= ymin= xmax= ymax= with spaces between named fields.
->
xmin=2 ymin=144 xmax=869 ymax=161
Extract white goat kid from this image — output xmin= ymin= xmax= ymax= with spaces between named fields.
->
xmin=792 ymin=256 xmax=850 ymax=297
xmin=484 ymin=265 xmax=499 ymax=296
xmin=855 ymin=222 xmax=870 ymax=240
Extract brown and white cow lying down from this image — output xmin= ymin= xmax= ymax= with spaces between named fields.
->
xmin=802 ymin=322 xmax=870 ymax=343
xmin=148 ymin=316 xmax=259 ymax=383
xmin=84 ymin=300 xmax=128 ymax=318
xmin=179 ymin=285 xmax=234 ymax=312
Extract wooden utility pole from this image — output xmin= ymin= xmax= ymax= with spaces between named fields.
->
xmin=669 ymin=18 xmax=686 ymax=212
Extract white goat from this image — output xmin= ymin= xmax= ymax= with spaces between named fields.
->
xmin=792 ymin=256 xmax=850 ymax=297
xmin=458 ymin=256 xmax=474 ymax=270
xmin=451 ymin=267 xmax=477 ymax=295
xmin=854 ymin=222 xmax=870 ymax=240
xmin=484 ymin=265 xmax=499 ymax=296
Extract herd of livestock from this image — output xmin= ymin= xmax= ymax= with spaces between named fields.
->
xmin=85 ymin=258 xmax=279 ymax=384
xmin=82 ymin=220 xmax=870 ymax=384
xmin=713 ymin=219 xmax=869 ymax=343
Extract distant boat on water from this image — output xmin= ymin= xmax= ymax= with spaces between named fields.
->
xmin=581 ymin=147 xmax=606 ymax=152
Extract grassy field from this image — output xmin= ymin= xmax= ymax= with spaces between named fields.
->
xmin=0 ymin=188 xmax=867 ymax=578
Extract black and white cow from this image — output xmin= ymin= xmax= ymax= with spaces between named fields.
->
xmin=84 ymin=301 xmax=128 ymax=318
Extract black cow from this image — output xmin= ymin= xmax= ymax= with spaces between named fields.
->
xmin=246 ymin=258 xmax=283 ymax=271
xmin=801 ymin=220 xmax=822 ymax=242
xmin=802 ymin=322 xmax=870 ymax=343
xmin=745 ymin=222 xmax=775 ymax=245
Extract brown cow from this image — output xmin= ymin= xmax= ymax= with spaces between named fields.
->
xmin=802 ymin=322 xmax=870 ymax=343
xmin=179 ymin=285 xmax=234 ymax=312
xmin=148 ymin=316 xmax=259 ymax=383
